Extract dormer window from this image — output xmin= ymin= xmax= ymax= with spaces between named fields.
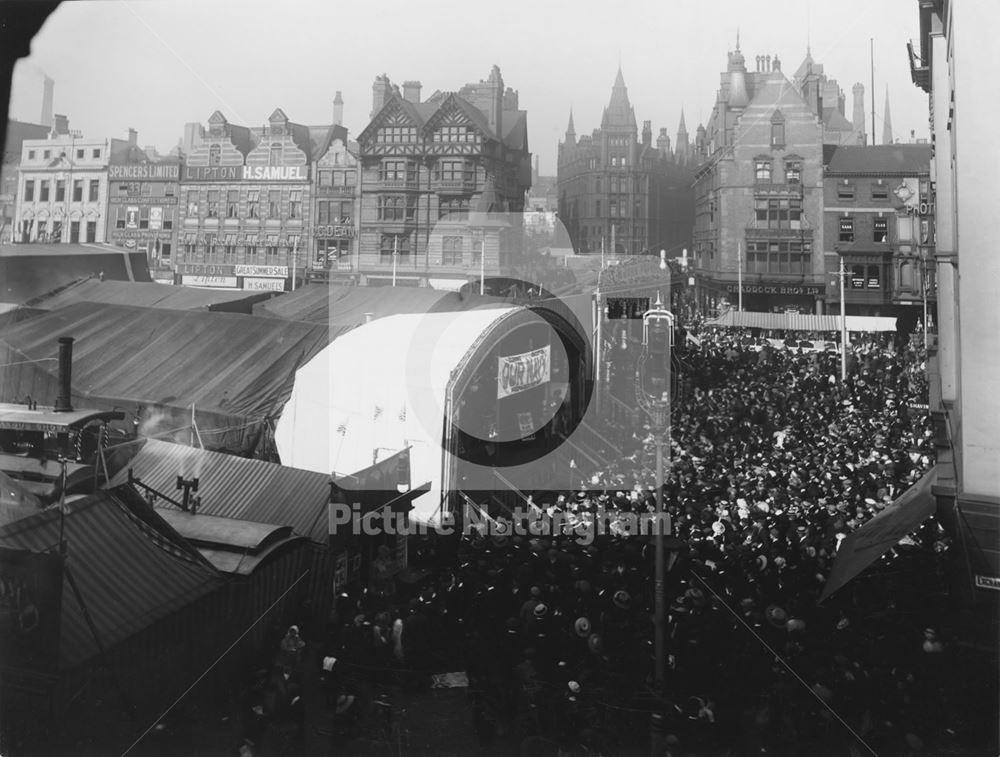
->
xmin=770 ymin=110 xmax=785 ymax=149
xmin=269 ymin=143 xmax=282 ymax=166
xmin=209 ymin=144 xmax=221 ymax=166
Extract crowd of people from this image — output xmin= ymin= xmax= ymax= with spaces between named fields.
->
xmin=235 ymin=326 xmax=995 ymax=756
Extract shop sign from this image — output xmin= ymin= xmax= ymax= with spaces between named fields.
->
xmin=975 ymin=575 xmax=1000 ymax=591
xmin=243 ymin=277 xmax=286 ymax=291
xmin=725 ymin=284 xmax=821 ymax=296
xmin=178 ymin=263 xmax=236 ymax=276
xmin=182 ymin=275 xmax=238 ymax=288
xmin=498 ymin=345 xmax=551 ymax=399
xmin=109 ymin=164 xmax=179 ymax=180
xmin=235 ymin=264 xmax=288 ymax=278
xmin=182 ymin=165 xmax=308 ymax=182
xmin=110 ymin=196 xmax=178 ymax=205
xmin=149 ymin=207 xmax=162 ymax=230
xmin=313 ymin=224 xmax=356 ymax=239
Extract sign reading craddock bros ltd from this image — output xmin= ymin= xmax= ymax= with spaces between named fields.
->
xmin=497 ymin=345 xmax=551 ymax=399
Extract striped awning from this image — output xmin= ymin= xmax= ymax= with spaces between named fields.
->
xmin=707 ymin=309 xmax=897 ymax=332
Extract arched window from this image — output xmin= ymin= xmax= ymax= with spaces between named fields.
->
xmin=209 ymin=144 xmax=221 ymax=166
xmin=770 ymin=110 xmax=786 ymax=149
xmin=269 ymin=143 xmax=282 ymax=165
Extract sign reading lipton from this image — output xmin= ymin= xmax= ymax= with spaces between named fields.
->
xmin=235 ymin=265 xmax=288 ymax=278
xmin=182 ymin=165 xmax=308 ymax=182
xmin=497 ymin=345 xmax=550 ymax=399
xmin=109 ymin=164 xmax=180 ymax=180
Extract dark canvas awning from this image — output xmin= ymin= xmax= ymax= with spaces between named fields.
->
xmin=820 ymin=466 xmax=937 ymax=602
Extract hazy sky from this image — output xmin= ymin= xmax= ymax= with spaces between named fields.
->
xmin=7 ymin=0 xmax=928 ymax=173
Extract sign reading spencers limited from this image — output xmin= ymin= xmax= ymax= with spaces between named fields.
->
xmin=497 ymin=345 xmax=550 ymax=399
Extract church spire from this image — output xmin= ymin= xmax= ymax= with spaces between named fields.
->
xmin=566 ymin=107 xmax=576 ymax=140
xmin=882 ymin=86 xmax=894 ymax=145
xmin=678 ymin=108 xmax=688 ymax=135
xmin=603 ymin=67 xmax=636 ymax=129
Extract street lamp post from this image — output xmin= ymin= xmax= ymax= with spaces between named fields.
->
xmin=635 ymin=288 xmax=673 ymax=756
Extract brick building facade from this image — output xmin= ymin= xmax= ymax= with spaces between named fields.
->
xmin=692 ymin=43 xmax=826 ymax=313
xmin=823 ymin=143 xmax=934 ymax=317
xmin=105 ymin=144 xmax=181 ymax=275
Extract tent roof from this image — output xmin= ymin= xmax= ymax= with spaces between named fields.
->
xmin=0 ymin=246 xmax=152 ymax=303
xmin=0 ymin=303 xmax=337 ymax=446
xmin=253 ymin=283 xmax=512 ymax=326
xmin=108 ymin=438 xmax=333 ymax=543
xmin=275 ymin=307 xmax=523 ymax=524
xmin=30 ymin=279 xmax=272 ymax=313
xmin=707 ymin=309 xmax=898 ymax=332
xmin=0 ymin=486 xmax=223 ymax=670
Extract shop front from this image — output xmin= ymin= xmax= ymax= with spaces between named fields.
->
xmin=723 ymin=281 xmax=823 ymax=314
xmin=310 ymin=221 xmax=356 ymax=282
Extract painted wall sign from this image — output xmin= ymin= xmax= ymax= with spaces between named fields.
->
xmin=178 ymin=263 xmax=235 ymax=276
xmin=182 ymin=165 xmax=308 ymax=182
xmin=974 ymin=575 xmax=1000 ymax=591
xmin=498 ymin=345 xmax=551 ymax=399
xmin=108 ymin=164 xmax=180 ymax=180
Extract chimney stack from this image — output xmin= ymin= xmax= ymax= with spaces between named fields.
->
xmin=333 ymin=91 xmax=344 ymax=126
xmin=128 ymin=128 xmax=138 ymax=146
xmin=402 ymin=81 xmax=422 ymax=104
xmin=371 ymin=75 xmax=390 ymax=119
xmin=54 ymin=337 xmax=74 ymax=413
xmin=41 ymin=76 xmax=54 ymax=128
xmin=52 ymin=114 xmax=69 ymax=137
xmin=642 ymin=120 xmax=652 ymax=148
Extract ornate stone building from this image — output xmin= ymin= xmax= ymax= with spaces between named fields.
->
xmin=355 ymin=66 xmax=531 ymax=290
xmin=557 ymin=69 xmax=694 ymax=259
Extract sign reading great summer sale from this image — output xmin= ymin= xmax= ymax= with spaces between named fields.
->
xmin=497 ymin=345 xmax=550 ymax=399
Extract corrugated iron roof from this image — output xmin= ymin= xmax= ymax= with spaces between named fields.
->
xmin=108 ymin=439 xmax=333 ymax=543
xmin=0 ymin=302 xmax=331 ymax=452
xmin=31 ymin=279 xmax=271 ymax=313
xmin=0 ymin=487 xmax=224 ymax=670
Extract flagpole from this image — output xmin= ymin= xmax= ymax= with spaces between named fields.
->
xmin=601 ymin=235 xmax=605 ymax=270
xmin=737 ymin=241 xmax=743 ymax=312
xmin=480 ymin=237 xmax=485 ymax=296
xmin=392 ymin=234 xmax=398 ymax=287
xmin=291 ymin=235 xmax=298 ymax=290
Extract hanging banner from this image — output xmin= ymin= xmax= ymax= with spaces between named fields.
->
xmin=497 ymin=345 xmax=550 ymax=399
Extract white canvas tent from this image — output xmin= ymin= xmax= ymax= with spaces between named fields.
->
xmin=275 ymin=306 xmax=519 ymax=524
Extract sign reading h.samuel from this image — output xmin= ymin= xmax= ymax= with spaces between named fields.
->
xmin=183 ymin=165 xmax=308 ymax=182
xmin=498 ymin=345 xmax=550 ymax=399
